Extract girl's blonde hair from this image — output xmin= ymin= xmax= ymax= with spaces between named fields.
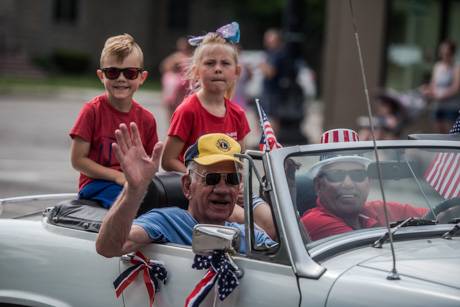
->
xmin=100 ymin=33 xmax=144 ymax=68
xmin=185 ymin=33 xmax=239 ymax=99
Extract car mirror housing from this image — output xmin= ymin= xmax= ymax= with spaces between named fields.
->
xmin=192 ymin=224 xmax=240 ymax=255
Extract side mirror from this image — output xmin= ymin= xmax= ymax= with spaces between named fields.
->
xmin=192 ymin=224 xmax=240 ymax=255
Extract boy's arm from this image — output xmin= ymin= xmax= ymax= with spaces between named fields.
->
xmin=71 ymin=137 xmax=125 ymax=185
xmin=161 ymin=136 xmax=187 ymax=173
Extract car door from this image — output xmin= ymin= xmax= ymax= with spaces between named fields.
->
xmin=122 ymin=242 xmax=300 ymax=307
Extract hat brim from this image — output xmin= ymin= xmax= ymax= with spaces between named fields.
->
xmin=194 ymin=154 xmax=242 ymax=166
xmin=309 ymin=156 xmax=371 ymax=178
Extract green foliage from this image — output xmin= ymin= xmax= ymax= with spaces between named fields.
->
xmin=52 ymin=49 xmax=91 ymax=74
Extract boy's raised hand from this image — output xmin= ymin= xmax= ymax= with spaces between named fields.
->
xmin=113 ymin=122 xmax=163 ymax=192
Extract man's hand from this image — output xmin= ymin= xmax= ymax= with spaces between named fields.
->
xmin=96 ymin=122 xmax=162 ymax=258
xmin=113 ymin=122 xmax=163 ymax=193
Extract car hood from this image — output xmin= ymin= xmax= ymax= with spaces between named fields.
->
xmin=358 ymin=238 xmax=460 ymax=288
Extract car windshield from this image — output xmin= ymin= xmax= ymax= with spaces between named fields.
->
xmin=286 ymin=145 xmax=460 ymax=243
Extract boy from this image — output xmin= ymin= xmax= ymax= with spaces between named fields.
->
xmin=70 ymin=33 xmax=158 ymax=208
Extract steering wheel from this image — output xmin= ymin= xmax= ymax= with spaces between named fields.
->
xmin=424 ymin=197 xmax=460 ymax=224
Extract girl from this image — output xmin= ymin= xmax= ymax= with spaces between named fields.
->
xmin=161 ymin=22 xmax=250 ymax=173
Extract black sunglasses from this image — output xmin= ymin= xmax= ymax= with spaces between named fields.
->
xmin=321 ymin=169 xmax=367 ymax=183
xmin=101 ymin=67 xmax=143 ymax=80
xmin=192 ymin=171 xmax=241 ymax=186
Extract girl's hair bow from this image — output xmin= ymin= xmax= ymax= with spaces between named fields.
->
xmin=188 ymin=22 xmax=240 ymax=46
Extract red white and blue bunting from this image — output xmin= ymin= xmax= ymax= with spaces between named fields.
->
xmin=185 ymin=251 xmax=240 ymax=307
xmin=113 ymin=251 xmax=167 ymax=307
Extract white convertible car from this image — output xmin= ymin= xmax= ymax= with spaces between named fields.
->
xmin=1 ymin=135 xmax=460 ymax=307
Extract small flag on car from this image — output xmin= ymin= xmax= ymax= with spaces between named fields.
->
xmin=255 ymin=99 xmax=282 ymax=152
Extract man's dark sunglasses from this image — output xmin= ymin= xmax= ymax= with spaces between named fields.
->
xmin=192 ymin=171 xmax=241 ymax=186
xmin=321 ymin=169 xmax=367 ymax=183
xmin=101 ymin=67 xmax=143 ymax=80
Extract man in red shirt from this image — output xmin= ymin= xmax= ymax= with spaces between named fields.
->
xmin=301 ymin=129 xmax=427 ymax=241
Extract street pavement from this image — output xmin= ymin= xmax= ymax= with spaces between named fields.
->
xmin=0 ymin=87 xmax=322 ymax=199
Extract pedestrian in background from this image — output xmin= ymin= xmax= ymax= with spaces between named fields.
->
xmin=160 ymin=37 xmax=192 ymax=120
xmin=233 ymin=44 xmax=253 ymax=110
xmin=259 ymin=28 xmax=286 ymax=134
xmin=421 ymin=39 xmax=460 ymax=133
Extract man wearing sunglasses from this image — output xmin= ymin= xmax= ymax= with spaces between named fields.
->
xmin=300 ymin=134 xmax=427 ymax=241
xmin=96 ymin=127 xmax=275 ymax=257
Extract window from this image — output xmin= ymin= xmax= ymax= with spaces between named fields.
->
xmin=53 ymin=0 xmax=78 ymax=24
xmin=167 ymin=0 xmax=189 ymax=30
xmin=385 ymin=0 xmax=440 ymax=91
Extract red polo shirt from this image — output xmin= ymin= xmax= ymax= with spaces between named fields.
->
xmin=301 ymin=198 xmax=428 ymax=241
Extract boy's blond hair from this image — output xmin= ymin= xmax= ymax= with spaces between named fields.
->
xmin=185 ymin=33 xmax=239 ymax=99
xmin=100 ymin=33 xmax=144 ymax=68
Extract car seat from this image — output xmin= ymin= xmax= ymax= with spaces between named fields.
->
xmin=295 ymin=172 xmax=317 ymax=216
xmin=137 ymin=172 xmax=188 ymax=216
xmin=48 ymin=172 xmax=188 ymax=232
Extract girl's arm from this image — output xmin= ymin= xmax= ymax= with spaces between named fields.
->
xmin=71 ymin=137 xmax=125 ymax=185
xmin=161 ymin=135 xmax=187 ymax=173
xmin=238 ymin=137 xmax=246 ymax=153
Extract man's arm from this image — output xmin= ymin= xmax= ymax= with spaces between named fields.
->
xmin=95 ymin=122 xmax=163 ymax=257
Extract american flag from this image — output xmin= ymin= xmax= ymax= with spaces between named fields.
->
xmin=424 ymin=114 xmax=460 ymax=199
xmin=258 ymin=106 xmax=282 ymax=151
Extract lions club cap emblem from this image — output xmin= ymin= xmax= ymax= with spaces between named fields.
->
xmin=216 ymin=138 xmax=231 ymax=152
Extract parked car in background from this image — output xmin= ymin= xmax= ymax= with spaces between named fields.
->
xmin=1 ymin=135 xmax=460 ymax=306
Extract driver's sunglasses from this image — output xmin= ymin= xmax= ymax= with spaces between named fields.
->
xmin=191 ymin=170 xmax=241 ymax=186
xmin=101 ymin=67 xmax=143 ymax=80
xmin=320 ymin=169 xmax=367 ymax=183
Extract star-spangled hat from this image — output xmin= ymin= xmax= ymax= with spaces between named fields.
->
xmin=310 ymin=128 xmax=371 ymax=177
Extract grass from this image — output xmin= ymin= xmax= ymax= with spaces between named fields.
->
xmin=0 ymin=74 xmax=161 ymax=92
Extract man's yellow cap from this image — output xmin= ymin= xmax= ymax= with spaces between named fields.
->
xmin=184 ymin=133 xmax=242 ymax=166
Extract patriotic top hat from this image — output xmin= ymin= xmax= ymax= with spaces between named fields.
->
xmin=309 ymin=128 xmax=371 ymax=177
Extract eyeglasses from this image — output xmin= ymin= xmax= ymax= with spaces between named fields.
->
xmin=101 ymin=67 xmax=143 ymax=80
xmin=320 ymin=169 xmax=367 ymax=183
xmin=191 ymin=170 xmax=241 ymax=186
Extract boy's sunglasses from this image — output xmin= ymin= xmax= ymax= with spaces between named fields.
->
xmin=192 ymin=171 xmax=241 ymax=186
xmin=101 ymin=67 xmax=143 ymax=80
xmin=320 ymin=169 xmax=367 ymax=183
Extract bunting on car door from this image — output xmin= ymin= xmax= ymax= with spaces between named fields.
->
xmin=185 ymin=251 xmax=240 ymax=307
xmin=113 ymin=251 xmax=168 ymax=307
